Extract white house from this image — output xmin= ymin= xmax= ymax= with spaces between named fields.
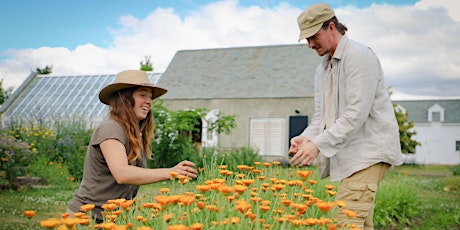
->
xmin=395 ymin=99 xmax=460 ymax=165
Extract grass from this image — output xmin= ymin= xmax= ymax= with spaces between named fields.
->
xmin=0 ymin=165 xmax=459 ymax=229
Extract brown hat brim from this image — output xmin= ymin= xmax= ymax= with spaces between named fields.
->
xmin=99 ymin=83 xmax=167 ymax=105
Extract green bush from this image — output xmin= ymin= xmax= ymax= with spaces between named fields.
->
xmin=26 ymin=155 xmax=73 ymax=189
xmin=451 ymin=164 xmax=460 ymax=176
xmin=199 ymin=146 xmax=262 ymax=172
xmin=1 ymin=119 xmax=91 ymax=188
xmin=374 ymin=172 xmax=420 ymax=228
xmin=0 ymin=134 xmax=33 ymax=189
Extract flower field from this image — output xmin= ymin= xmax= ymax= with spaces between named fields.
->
xmin=35 ymin=160 xmax=361 ymax=230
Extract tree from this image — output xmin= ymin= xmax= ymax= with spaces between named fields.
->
xmin=149 ymin=99 xmax=237 ymax=168
xmin=0 ymin=79 xmax=13 ymax=105
xmin=36 ymin=65 xmax=53 ymax=74
xmin=140 ymin=56 xmax=153 ymax=71
xmin=388 ymin=87 xmax=421 ymax=154
xmin=394 ymin=104 xmax=421 ymax=154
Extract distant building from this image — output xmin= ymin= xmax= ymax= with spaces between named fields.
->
xmin=394 ymin=100 xmax=460 ymax=165
xmin=157 ymin=44 xmax=321 ymax=162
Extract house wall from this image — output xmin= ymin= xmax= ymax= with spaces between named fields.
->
xmin=163 ymin=97 xmax=315 ymax=159
xmin=409 ymin=122 xmax=460 ymax=165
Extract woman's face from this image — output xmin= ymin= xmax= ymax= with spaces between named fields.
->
xmin=133 ymin=87 xmax=153 ymax=121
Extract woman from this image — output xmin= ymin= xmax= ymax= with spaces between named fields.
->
xmin=67 ymin=70 xmax=198 ymax=223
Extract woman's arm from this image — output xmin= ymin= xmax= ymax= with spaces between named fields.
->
xmin=100 ymin=139 xmax=197 ymax=185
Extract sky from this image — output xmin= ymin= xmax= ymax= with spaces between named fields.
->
xmin=1 ymin=0 xmax=459 ymax=100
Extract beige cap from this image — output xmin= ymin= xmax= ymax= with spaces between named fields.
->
xmin=99 ymin=70 xmax=167 ymax=105
xmin=297 ymin=3 xmax=335 ymax=41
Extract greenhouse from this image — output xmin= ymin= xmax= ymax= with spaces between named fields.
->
xmin=0 ymin=72 xmax=161 ymax=128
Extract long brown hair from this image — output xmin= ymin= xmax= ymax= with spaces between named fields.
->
xmin=108 ymin=87 xmax=154 ymax=164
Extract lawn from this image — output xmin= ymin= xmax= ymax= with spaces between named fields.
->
xmin=0 ymin=164 xmax=459 ymax=230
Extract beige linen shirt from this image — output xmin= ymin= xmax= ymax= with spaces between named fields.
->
xmin=301 ymin=35 xmax=403 ymax=181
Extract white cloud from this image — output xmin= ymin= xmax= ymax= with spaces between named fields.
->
xmin=1 ymin=0 xmax=459 ymax=100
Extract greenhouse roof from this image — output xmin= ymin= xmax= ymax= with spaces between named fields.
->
xmin=1 ymin=72 xmax=161 ymax=125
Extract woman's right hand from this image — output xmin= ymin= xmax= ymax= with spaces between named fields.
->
xmin=171 ymin=160 xmax=198 ymax=179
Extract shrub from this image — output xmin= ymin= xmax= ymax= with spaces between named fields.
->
xmin=451 ymin=164 xmax=460 ymax=176
xmin=199 ymin=146 xmax=262 ymax=172
xmin=26 ymin=155 xmax=74 ymax=189
xmin=0 ymin=134 xmax=33 ymax=189
xmin=374 ymin=172 xmax=420 ymax=228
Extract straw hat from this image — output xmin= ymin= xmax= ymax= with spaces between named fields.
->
xmin=99 ymin=70 xmax=167 ymax=105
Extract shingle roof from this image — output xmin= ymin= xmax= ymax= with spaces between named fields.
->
xmin=157 ymin=44 xmax=322 ymax=99
xmin=394 ymin=99 xmax=460 ymax=123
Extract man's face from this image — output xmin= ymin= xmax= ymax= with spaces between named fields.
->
xmin=306 ymin=25 xmax=333 ymax=56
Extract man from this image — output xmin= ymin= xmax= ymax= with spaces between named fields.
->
xmin=289 ymin=3 xmax=403 ymax=229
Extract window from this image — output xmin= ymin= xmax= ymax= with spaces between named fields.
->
xmin=250 ymin=118 xmax=285 ymax=156
xmin=428 ymin=103 xmax=444 ymax=122
xmin=431 ymin=112 xmax=441 ymax=122
xmin=456 ymin=141 xmax=460 ymax=151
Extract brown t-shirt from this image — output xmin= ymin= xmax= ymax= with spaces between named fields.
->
xmin=67 ymin=118 xmax=146 ymax=222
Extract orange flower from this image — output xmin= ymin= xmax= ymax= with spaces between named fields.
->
xmin=327 ymin=190 xmax=337 ymax=196
xmin=242 ymin=179 xmax=255 ymax=186
xmin=260 ymin=205 xmax=270 ymax=212
xmin=218 ymin=165 xmax=228 ymax=169
xmin=236 ymin=173 xmax=245 ymax=179
xmin=273 ymin=184 xmax=285 ymax=191
xmin=281 ymin=199 xmax=293 ymax=206
xmin=263 ymin=162 xmax=271 ymax=167
xmin=325 ymin=184 xmax=335 ymax=190
xmin=120 ymin=199 xmax=135 ymax=209
xmin=101 ymin=203 xmax=118 ymax=211
xmin=179 ymin=195 xmax=196 ymax=206
xmin=163 ymin=213 xmax=174 ymax=222
xmin=23 ymin=210 xmax=36 ymax=219
xmin=160 ymin=187 xmax=170 ymax=194
xmin=61 ymin=213 xmax=71 ymax=219
xmin=142 ymin=202 xmax=162 ymax=210
xmin=73 ymin=212 xmax=87 ymax=218
xmin=109 ymin=198 xmax=126 ymax=205
xmin=254 ymin=162 xmax=261 ymax=166
xmin=336 ymin=200 xmax=347 ymax=207
xmin=237 ymin=165 xmax=248 ymax=171
xmin=205 ymin=205 xmax=219 ymax=212
xmin=80 ymin=204 xmax=95 ymax=212
xmin=40 ymin=218 xmax=61 ymax=229
xmin=191 ymin=223 xmax=205 ymax=230
xmin=233 ymin=185 xmax=248 ymax=193
xmin=195 ymin=184 xmax=212 ymax=193
xmin=315 ymin=201 xmax=335 ymax=212
xmin=220 ymin=169 xmax=233 ymax=176
xmin=273 ymin=161 xmax=281 ymax=166
xmin=155 ymin=195 xmax=171 ymax=206
xmin=61 ymin=218 xmax=79 ymax=227
xmin=343 ymin=209 xmax=357 ymax=218
xmin=235 ymin=200 xmax=252 ymax=213
xmin=231 ymin=216 xmax=241 ymax=224
xmin=220 ymin=185 xmax=234 ymax=195
xmin=170 ymin=171 xmax=180 ymax=178
xmin=296 ymin=170 xmax=312 ymax=179
xmin=197 ymin=201 xmax=206 ymax=209
xmin=308 ymin=179 xmax=317 ymax=185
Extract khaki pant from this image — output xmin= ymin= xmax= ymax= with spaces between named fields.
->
xmin=335 ymin=162 xmax=390 ymax=230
